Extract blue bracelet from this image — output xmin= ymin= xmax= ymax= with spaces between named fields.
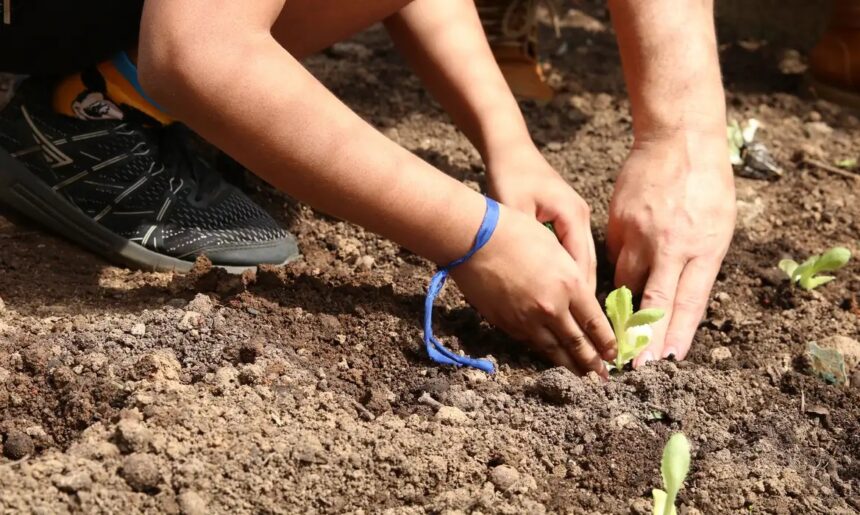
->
xmin=423 ymin=196 xmax=499 ymax=373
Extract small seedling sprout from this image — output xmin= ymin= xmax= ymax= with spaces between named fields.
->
xmin=779 ymin=247 xmax=851 ymax=291
xmin=652 ymin=433 xmax=691 ymax=515
xmin=605 ymin=286 xmax=664 ymax=370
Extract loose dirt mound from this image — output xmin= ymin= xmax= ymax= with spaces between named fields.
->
xmin=1 ymin=4 xmax=859 ymax=514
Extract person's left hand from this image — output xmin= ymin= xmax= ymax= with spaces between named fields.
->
xmin=486 ymin=145 xmax=598 ymax=293
xmin=607 ymin=130 xmax=736 ymax=366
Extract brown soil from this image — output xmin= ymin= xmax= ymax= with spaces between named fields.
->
xmin=1 ymin=4 xmax=859 ymax=514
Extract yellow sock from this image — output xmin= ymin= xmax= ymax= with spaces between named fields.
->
xmin=53 ymin=56 xmax=172 ymax=125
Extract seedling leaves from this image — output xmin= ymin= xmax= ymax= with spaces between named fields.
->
xmin=653 ymin=433 xmax=691 ymax=515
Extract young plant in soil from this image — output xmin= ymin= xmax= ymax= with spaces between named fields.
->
xmin=605 ymin=286 xmax=664 ymax=371
xmin=653 ymin=433 xmax=691 ymax=515
xmin=779 ymin=246 xmax=852 ymax=291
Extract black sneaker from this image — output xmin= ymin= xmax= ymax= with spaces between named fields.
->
xmin=0 ymin=78 xmax=299 ymax=272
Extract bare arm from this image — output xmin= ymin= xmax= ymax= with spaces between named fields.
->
xmin=607 ymin=0 xmax=736 ymax=364
xmin=384 ymin=0 xmax=600 ymax=293
xmin=137 ymin=0 xmax=616 ymax=375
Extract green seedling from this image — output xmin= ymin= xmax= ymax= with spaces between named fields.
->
xmin=836 ymin=157 xmax=858 ymax=170
xmin=653 ymin=433 xmax=691 ymax=515
xmin=605 ymin=286 xmax=664 ymax=370
xmin=727 ymin=118 xmax=759 ymax=166
xmin=779 ymin=247 xmax=851 ymax=291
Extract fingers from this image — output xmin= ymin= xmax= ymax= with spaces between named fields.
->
xmin=530 ymin=326 xmax=578 ymax=372
xmin=546 ymin=312 xmax=608 ymax=379
xmin=614 ymin=247 xmax=649 ymax=294
xmin=585 ymin=228 xmax=598 ymax=293
xmin=569 ymin=290 xmax=617 ymax=363
xmin=663 ymin=257 xmax=718 ymax=360
xmin=554 ymin=202 xmax=597 ymax=293
xmin=633 ymin=256 xmax=684 ymax=368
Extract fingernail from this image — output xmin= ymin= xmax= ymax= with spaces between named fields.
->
xmin=663 ymin=347 xmax=678 ymax=360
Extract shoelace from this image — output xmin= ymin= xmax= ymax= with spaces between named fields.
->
xmin=424 ymin=196 xmax=499 ymax=374
xmin=159 ymin=124 xmax=222 ymax=205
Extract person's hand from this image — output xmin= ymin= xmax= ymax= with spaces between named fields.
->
xmin=607 ymin=131 xmax=736 ymax=366
xmin=450 ymin=203 xmax=616 ymax=377
xmin=485 ymin=145 xmax=598 ymax=292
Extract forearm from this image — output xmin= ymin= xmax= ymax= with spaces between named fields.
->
xmin=608 ymin=0 xmax=726 ymax=139
xmin=139 ymin=27 xmax=485 ymax=265
xmin=384 ymin=0 xmax=533 ymax=163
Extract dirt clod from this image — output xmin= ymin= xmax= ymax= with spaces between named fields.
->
xmin=178 ymin=491 xmax=207 ymax=515
xmin=120 ymin=453 xmax=161 ymax=493
xmin=3 ymin=430 xmax=34 ymax=459
xmin=435 ymin=406 xmax=469 ymax=425
xmin=52 ymin=471 xmax=93 ymax=493
xmin=533 ymin=367 xmax=584 ymax=404
xmin=115 ymin=418 xmax=153 ymax=454
xmin=710 ymin=346 xmax=733 ymax=362
xmin=490 ymin=464 xmax=520 ymax=491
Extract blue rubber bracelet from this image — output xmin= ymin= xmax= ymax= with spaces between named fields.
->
xmin=423 ymin=196 xmax=499 ymax=373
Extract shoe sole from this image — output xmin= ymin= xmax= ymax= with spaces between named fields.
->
xmin=0 ymin=146 xmax=297 ymax=274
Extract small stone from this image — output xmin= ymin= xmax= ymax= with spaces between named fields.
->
xmin=120 ymin=453 xmax=161 ymax=493
xmin=715 ymin=292 xmax=731 ymax=304
xmin=710 ymin=346 xmax=732 ymax=362
xmin=178 ymin=491 xmax=207 ymax=515
xmin=818 ymin=335 xmax=860 ymax=371
xmin=610 ymin=413 xmax=637 ymax=430
xmin=177 ymin=311 xmax=203 ymax=332
xmin=135 ymin=350 xmax=182 ymax=381
xmin=130 ymin=323 xmax=146 ymax=337
xmin=115 ymin=419 xmax=153 ymax=454
xmin=186 ymin=294 xmax=214 ymax=315
xmin=53 ymin=471 xmax=92 ymax=493
xmin=435 ymin=406 xmax=469 ymax=425
xmin=356 ymin=255 xmax=375 ymax=271
xmin=546 ymin=141 xmax=563 ymax=152
xmin=490 ymin=465 xmax=520 ymax=491
xmin=3 ymin=430 xmax=34 ymax=459
xmin=462 ymin=368 xmax=488 ymax=385
xmin=0 ymin=296 xmax=5 ymax=313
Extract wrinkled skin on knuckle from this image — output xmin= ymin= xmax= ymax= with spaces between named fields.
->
xmin=642 ymin=288 xmax=672 ymax=305
xmin=581 ymin=315 xmax=609 ymax=342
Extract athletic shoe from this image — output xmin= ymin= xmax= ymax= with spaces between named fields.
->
xmin=476 ymin=0 xmax=559 ymax=103
xmin=0 ymin=74 xmax=299 ymax=272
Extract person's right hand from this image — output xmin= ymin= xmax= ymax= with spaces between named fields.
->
xmin=450 ymin=203 xmax=616 ymax=377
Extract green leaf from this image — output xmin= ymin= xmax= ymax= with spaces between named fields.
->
xmin=652 ymin=489 xmax=675 ymax=515
xmin=727 ymin=122 xmax=744 ymax=166
xmin=660 ymin=433 xmax=691 ymax=515
xmin=778 ymin=259 xmax=798 ymax=280
xmin=627 ymin=308 xmax=665 ymax=329
xmin=836 ymin=158 xmax=858 ymax=169
xmin=741 ymin=118 xmax=760 ymax=144
xmin=800 ymin=275 xmax=835 ymax=291
xmin=794 ymin=256 xmax=819 ymax=285
xmin=606 ymin=287 xmax=633 ymax=369
xmin=813 ymin=247 xmax=851 ymax=273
